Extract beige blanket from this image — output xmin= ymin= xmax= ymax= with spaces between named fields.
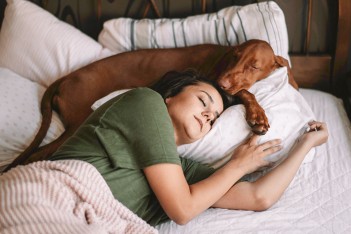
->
xmin=0 ymin=160 xmax=157 ymax=234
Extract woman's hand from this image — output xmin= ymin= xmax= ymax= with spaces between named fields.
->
xmin=229 ymin=135 xmax=282 ymax=174
xmin=299 ymin=121 xmax=329 ymax=147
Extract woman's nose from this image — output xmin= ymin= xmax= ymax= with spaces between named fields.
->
xmin=202 ymin=111 xmax=215 ymax=123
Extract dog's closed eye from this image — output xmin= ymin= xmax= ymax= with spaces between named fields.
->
xmin=250 ymin=65 xmax=260 ymax=71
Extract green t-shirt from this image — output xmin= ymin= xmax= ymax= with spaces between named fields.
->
xmin=50 ymin=88 xmax=215 ymax=226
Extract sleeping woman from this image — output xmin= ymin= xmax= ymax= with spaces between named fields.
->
xmin=48 ymin=69 xmax=328 ymax=226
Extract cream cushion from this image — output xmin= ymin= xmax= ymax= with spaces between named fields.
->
xmin=0 ymin=0 xmax=113 ymax=87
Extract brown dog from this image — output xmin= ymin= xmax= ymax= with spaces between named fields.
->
xmin=5 ymin=39 xmax=298 ymax=171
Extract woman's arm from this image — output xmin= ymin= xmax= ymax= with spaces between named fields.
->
xmin=213 ymin=121 xmax=329 ymax=211
xmin=143 ymin=135 xmax=282 ymax=225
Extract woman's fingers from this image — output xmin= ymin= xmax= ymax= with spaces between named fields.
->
xmin=308 ymin=121 xmax=327 ymax=132
xmin=262 ymin=144 xmax=282 ymax=154
xmin=232 ymin=135 xmax=283 ymax=173
xmin=304 ymin=121 xmax=329 ymax=146
xmin=258 ymin=139 xmax=282 ymax=152
xmin=245 ymin=135 xmax=282 ymax=158
xmin=246 ymin=134 xmax=260 ymax=145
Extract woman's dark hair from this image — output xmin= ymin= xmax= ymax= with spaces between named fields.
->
xmin=151 ymin=69 xmax=235 ymax=109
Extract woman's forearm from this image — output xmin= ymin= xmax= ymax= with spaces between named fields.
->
xmin=251 ymin=141 xmax=312 ymax=206
xmin=249 ymin=122 xmax=328 ymax=209
xmin=144 ymin=161 xmax=248 ymax=225
xmin=188 ymin=159 xmax=248 ymax=206
xmin=213 ymin=141 xmax=313 ymax=210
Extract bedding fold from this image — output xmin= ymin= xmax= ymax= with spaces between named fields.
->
xmin=0 ymin=160 xmax=157 ymax=234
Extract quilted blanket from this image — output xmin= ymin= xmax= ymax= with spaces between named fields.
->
xmin=0 ymin=160 xmax=157 ymax=234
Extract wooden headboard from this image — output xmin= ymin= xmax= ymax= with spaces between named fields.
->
xmin=0 ymin=0 xmax=350 ymax=96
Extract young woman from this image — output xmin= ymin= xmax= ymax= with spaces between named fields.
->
xmin=49 ymin=69 xmax=328 ymax=226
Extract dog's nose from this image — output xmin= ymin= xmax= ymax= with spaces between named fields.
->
xmin=217 ymin=78 xmax=231 ymax=90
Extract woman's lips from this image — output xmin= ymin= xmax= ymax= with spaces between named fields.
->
xmin=194 ymin=116 xmax=203 ymax=130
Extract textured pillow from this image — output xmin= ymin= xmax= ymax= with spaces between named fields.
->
xmin=0 ymin=68 xmax=65 ymax=171
xmin=0 ymin=0 xmax=113 ymax=87
xmin=177 ymin=67 xmax=316 ymax=171
xmin=98 ymin=1 xmax=289 ymax=61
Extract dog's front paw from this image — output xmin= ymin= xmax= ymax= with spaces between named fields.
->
xmin=251 ymin=124 xmax=269 ymax=135
xmin=246 ymin=106 xmax=270 ymax=135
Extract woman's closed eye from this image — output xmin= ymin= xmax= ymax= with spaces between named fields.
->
xmin=198 ymin=97 xmax=206 ymax=107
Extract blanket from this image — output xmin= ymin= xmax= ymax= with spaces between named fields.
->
xmin=0 ymin=160 xmax=157 ymax=234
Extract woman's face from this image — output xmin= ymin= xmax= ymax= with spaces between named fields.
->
xmin=165 ymin=82 xmax=224 ymax=145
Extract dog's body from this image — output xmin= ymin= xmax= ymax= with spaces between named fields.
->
xmin=6 ymin=39 xmax=298 ymax=171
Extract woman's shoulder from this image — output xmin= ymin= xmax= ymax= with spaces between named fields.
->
xmin=127 ymin=87 xmax=162 ymax=99
xmin=101 ymin=87 xmax=166 ymax=118
xmin=117 ymin=87 xmax=165 ymax=108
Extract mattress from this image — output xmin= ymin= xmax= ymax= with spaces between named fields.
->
xmin=156 ymin=89 xmax=351 ymax=233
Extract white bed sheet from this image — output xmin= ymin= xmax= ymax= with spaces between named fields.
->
xmin=156 ymin=89 xmax=351 ymax=234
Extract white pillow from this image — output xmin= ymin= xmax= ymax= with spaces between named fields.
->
xmin=98 ymin=1 xmax=289 ymax=61
xmin=91 ymin=89 xmax=132 ymax=111
xmin=91 ymin=68 xmax=316 ymax=177
xmin=0 ymin=68 xmax=65 ymax=171
xmin=0 ymin=0 xmax=113 ymax=87
xmin=178 ymin=67 xmax=316 ymax=172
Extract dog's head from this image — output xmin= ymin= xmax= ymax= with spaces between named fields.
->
xmin=217 ymin=39 xmax=293 ymax=95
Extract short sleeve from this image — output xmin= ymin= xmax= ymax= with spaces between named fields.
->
xmin=95 ymin=88 xmax=181 ymax=169
xmin=180 ymin=157 xmax=215 ymax=184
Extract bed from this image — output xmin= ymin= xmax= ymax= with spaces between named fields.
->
xmin=0 ymin=0 xmax=351 ymax=233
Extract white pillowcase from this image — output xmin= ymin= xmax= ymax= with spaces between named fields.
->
xmin=0 ymin=0 xmax=113 ymax=87
xmin=98 ymin=1 xmax=289 ymax=61
xmin=0 ymin=68 xmax=65 ymax=171
xmin=178 ymin=67 xmax=316 ymax=171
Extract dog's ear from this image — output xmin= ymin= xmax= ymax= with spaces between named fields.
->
xmin=274 ymin=55 xmax=289 ymax=68
xmin=275 ymin=55 xmax=299 ymax=90
xmin=232 ymin=45 xmax=241 ymax=57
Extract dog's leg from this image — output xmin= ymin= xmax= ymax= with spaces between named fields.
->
xmin=235 ymin=89 xmax=269 ymax=135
